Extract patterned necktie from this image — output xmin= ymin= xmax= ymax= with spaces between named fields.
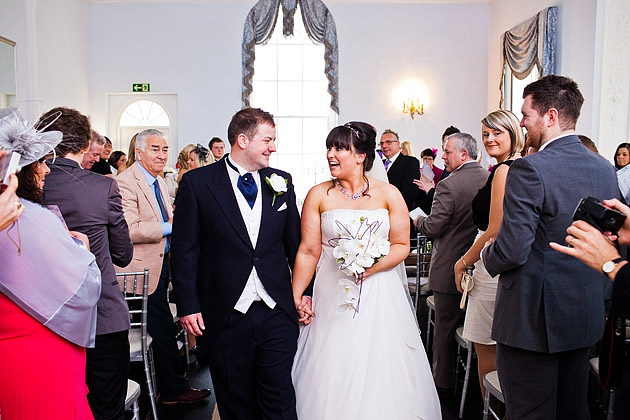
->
xmin=152 ymin=179 xmax=169 ymax=222
xmin=384 ymin=159 xmax=391 ymax=171
xmin=238 ymin=173 xmax=258 ymax=209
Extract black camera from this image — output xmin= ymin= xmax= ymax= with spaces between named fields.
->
xmin=572 ymin=196 xmax=626 ymax=235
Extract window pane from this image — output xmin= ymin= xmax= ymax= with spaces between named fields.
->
xmin=303 ymin=118 xmax=329 ymax=154
xmin=120 ymin=100 xmax=169 ymax=127
xmin=276 ymin=117 xmax=302 ymax=154
xmin=253 ymin=44 xmax=278 ymax=81
xmin=277 ymin=81 xmax=302 ymax=115
xmin=302 ymin=44 xmax=325 ymax=80
xmin=277 ymin=45 xmax=302 ymax=81
xmin=303 ymin=81 xmax=330 ymax=116
xmin=251 ymin=81 xmax=278 ymax=115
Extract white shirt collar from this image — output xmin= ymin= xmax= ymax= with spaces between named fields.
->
xmin=538 ymin=132 xmax=576 ymax=152
xmin=385 ymin=151 xmax=401 ymax=164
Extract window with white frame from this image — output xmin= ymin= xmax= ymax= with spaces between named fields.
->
xmin=250 ymin=6 xmax=337 ymax=204
xmin=503 ymin=65 xmax=539 ymax=120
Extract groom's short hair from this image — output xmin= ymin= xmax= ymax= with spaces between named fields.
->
xmin=227 ymin=108 xmax=275 ymax=146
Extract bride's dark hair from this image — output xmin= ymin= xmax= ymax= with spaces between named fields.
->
xmin=325 ymin=122 xmax=376 ymax=173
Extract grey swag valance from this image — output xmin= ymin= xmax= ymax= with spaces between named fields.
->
xmin=499 ymin=6 xmax=558 ymax=106
xmin=242 ymin=0 xmax=339 ymax=113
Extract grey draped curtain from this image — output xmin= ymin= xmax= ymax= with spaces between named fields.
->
xmin=499 ymin=7 xmax=558 ymax=106
xmin=242 ymin=0 xmax=339 ymax=113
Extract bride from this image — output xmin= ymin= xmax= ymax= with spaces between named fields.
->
xmin=291 ymin=122 xmax=441 ymax=420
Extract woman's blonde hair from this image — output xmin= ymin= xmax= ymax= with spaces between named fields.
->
xmin=177 ymin=143 xmax=213 ymax=170
xmin=481 ymin=110 xmax=525 ymax=159
xmin=400 ymin=141 xmax=415 ymax=157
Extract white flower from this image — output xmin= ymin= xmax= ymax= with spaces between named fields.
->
xmin=337 ymin=278 xmax=360 ymax=312
xmin=264 ymin=173 xmax=288 ymax=206
xmin=266 ymin=173 xmax=288 ymax=193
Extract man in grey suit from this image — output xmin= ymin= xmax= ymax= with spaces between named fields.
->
xmin=414 ymin=132 xmax=488 ymax=390
xmin=482 ymin=75 xmax=621 ymax=419
xmin=40 ymin=107 xmax=134 ymax=420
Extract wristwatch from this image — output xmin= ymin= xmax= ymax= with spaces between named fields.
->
xmin=602 ymin=257 xmax=624 ymax=275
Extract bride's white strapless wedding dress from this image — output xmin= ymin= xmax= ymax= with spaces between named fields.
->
xmin=292 ymin=208 xmax=441 ymax=420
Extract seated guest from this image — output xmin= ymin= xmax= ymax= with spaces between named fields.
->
xmin=614 ymin=142 xmax=630 ymax=170
xmin=0 ymin=107 xmax=100 ymax=420
xmin=420 ymin=147 xmax=444 ymax=182
xmin=108 ymin=150 xmax=127 ymax=175
xmin=40 ymin=106 xmax=134 ymax=420
xmin=91 ymin=136 xmax=113 ymax=176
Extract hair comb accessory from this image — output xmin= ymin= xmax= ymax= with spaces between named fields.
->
xmin=344 ymin=123 xmax=360 ymax=139
xmin=194 ymin=143 xmax=210 ymax=162
xmin=432 ymin=148 xmax=438 ymax=155
xmin=0 ymin=108 xmax=62 ymax=169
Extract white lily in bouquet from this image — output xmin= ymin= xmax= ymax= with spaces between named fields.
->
xmin=328 ymin=216 xmax=390 ymax=316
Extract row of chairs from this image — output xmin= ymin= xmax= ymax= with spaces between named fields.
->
xmin=413 ymin=236 xmax=479 ymax=419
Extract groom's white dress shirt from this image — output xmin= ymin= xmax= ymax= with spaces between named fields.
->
xmin=227 ymin=157 xmax=276 ymax=313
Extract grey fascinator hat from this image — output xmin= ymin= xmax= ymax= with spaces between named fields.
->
xmin=0 ymin=107 xmax=63 ymax=168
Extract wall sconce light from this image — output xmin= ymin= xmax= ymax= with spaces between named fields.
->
xmin=403 ymin=97 xmax=424 ymax=119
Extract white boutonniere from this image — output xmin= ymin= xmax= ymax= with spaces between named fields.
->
xmin=264 ymin=173 xmax=288 ymax=206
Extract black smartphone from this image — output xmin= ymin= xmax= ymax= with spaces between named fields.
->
xmin=572 ymin=196 xmax=626 ymax=235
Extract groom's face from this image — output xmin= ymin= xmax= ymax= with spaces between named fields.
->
xmin=243 ymin=123 xmax=277 ymax=170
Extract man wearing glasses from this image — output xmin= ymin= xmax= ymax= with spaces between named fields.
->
xmin=380 ymin=128 xmax=419 ymax=212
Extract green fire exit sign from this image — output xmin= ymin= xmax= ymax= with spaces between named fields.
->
xmin=132 ymin=83 xmax=150 ymax=92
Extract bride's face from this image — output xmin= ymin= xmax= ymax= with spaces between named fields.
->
xmin=327 ymin=144 xmax=363 ymax=178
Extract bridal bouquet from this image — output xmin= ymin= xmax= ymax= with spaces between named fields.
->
xmin=329 ymin=216 xmax=390 ymax=316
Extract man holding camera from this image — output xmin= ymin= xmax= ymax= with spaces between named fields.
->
xmin=482 ymin=75 xmax=621 ymax=419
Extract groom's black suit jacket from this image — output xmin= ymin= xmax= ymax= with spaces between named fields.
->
xmin=171 ymin=159 xmax=301 ymax=353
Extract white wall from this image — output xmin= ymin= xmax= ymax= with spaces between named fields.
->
xmin=0 ymin=0 xmax=89 ymax=120
xmin=487 ymin=0 xmax=598 ymax=137
xmin=89 ymin=1 xmax=251 ymax=158
xmin=89 ymin=1 xmax=488 ymax=164
xmin=331 ymin=2 xmax=489 ymax=159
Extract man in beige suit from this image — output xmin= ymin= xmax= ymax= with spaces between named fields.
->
xmin=414 ymin=132 xmax=488 ymax=392
xmin=116 ymin=129 xmax=210 ymax=404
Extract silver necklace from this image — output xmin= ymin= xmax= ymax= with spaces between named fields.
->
xmin=335 ymin=178 xmax=367 ymax=200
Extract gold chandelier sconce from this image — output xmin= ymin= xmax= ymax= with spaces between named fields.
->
xmin=403 ymin=97 xmax=424 ymax=119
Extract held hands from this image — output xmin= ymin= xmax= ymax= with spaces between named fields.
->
xmin=181 ymin=312 xmax=206 ymax=336
xmin=295 ymin=296 xmax=314 ymax=325
xmin=413 ymin=175 xmax=435 ymax=192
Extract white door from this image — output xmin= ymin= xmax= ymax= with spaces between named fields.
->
xmin=107 ymin=93 xmax=178 ymax=166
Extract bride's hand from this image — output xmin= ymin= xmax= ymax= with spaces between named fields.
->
xmin=295 ymin=295 xmax=314 ymax=325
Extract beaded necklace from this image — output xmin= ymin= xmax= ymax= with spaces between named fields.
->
xmin=335 ymin=178 xmax=367 ymax=200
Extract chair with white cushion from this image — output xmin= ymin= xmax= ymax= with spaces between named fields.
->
xmin=125 ymin=379 xmax=141 ymax=420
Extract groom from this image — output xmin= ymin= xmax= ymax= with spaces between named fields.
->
xmin=171 ymin=107 xmax=308 ymax=419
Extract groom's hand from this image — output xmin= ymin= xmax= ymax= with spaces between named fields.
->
xmin=297 ymin=296 xmax=314 ymax=325
xmin=181 ymin=313 xmax=205 ymax=336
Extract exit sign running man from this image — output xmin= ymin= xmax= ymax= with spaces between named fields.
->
xmin=133 ymin=83 xmax=150 ymax=92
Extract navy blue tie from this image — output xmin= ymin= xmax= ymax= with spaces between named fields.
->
xmin=238 ymin=173 xmax=257 ymax=209
xmin=153 ymin=179 xmax=169 ymax=222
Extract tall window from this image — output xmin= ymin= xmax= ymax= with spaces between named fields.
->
xmin=250 ymin=7 xmax=337 ymax=203
xmin=503 ymin=66 xmax=539 ymax=120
